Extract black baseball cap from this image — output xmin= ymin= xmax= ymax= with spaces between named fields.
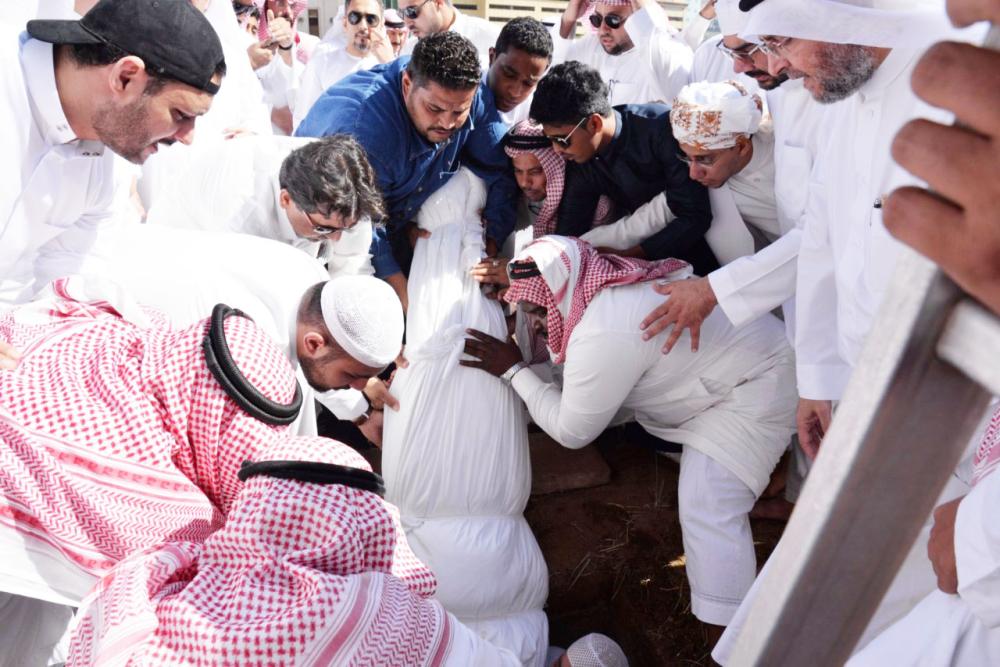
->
xmin=26 ymin=0 xmax=226 ymax=95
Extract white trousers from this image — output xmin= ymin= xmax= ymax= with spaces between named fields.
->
xmin=679 ymin=447 xmax=759 ymax=626
xmin=712 ymin=470 xmax=971 ymax=664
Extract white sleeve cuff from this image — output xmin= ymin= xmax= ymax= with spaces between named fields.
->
xmin=796 ymin=363 xmax=852 ymax=401
xmin=314 ymin=388 xmax=368 ymax=421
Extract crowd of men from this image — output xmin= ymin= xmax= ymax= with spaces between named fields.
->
xmin=1 ymin=0 xmax=998 ymax=664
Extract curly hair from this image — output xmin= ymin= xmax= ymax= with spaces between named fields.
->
xmin=494 ymin=17 xmax=553 ymax=60
xmin=279 ymin=135 xmax=387 ymax=226
xmin=407 ymin=31 xmax=482 ymax=91
xmin=529 ymin=61 xmax=611 ymax=126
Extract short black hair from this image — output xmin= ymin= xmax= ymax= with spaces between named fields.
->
xmin=530 ymin=61 xmax=610 ymax=126
xmin=494 ymin=17 xmax=553 ymax=61
xmin=65 ymin=42 xmax=227 ymax=95
xmin=279 ymin=135 xmax=386 ymax=225
xmin=297 ymin=281 xmax=349 ymax=357
xmin=407 ymin=31 xmax=481 ymax=91
xmin=233 ymin=1 xmax=260 ymax=19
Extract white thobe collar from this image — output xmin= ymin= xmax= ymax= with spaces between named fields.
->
xmin=856 ymin=46 xmax=918 ymax=104
xmin=21 ymin=36 xmax=105 ymax=157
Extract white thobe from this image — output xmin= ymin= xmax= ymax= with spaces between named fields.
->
xmin=510 ymin=283 xmax=795 ymax=624
xmin=794 ymin=46 xmax=952 ymax=400
xmin=0 ymin=28 xmax=116 ymax=306
xmin=400 ymin=9 xmax=499 ymax=70
xmin=847 ymin=469 xmax=1000 ymax=666
xmin=689 ymin=34 xmax=761 ymax=95
xmin=555 ymin=2 xmax=693 ymax=106
xmin=294 ymin=44 xmax=377 ymax=131
xmin=145 ymin=135 xmax=374 ymax=278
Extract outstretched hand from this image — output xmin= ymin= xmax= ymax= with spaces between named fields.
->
xmin=460 ymin=328 xmax=524 ymax=377
xmin=639 ymin=278 xmax=718 ymax=353
xmin=1 ymin=340 xmax=22 ymax=370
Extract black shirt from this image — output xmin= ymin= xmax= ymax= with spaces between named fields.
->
xmin=556 ymin=104 xmax=719 ymax=276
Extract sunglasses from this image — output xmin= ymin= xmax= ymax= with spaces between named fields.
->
xmin=588 ymin=11 xmax=626 ymax=30
xmin=547 ymin=116 xmax=588 ymax=149
xmin=348 ymin=11 xmax=381 ymax=26
xmin=676 ymin=152 xmax=724 ymax=167
xmin=401 ymin=0 xmax=432 ymax=20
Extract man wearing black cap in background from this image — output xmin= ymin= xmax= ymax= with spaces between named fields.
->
xmin=0 ymin=0 xmax=227 ymax=315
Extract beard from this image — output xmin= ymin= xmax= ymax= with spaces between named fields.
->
xmin=747 ymin=70 xmax=790 ymax=91
xmin=353 ymin=33 xmax=371 ymax=53
xmin=92 ymin=95 xmax=160 ymax=165
xmin=809 ymin=43 xmax=880 ymax=104
xmin=602 ymin=38 xmax=632 ymax=56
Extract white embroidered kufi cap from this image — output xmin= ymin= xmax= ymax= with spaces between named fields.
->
xmin=566 ymin=633 xmax=629 ymax=667
xmin=320 ymin=275 xmax=404 ymax=368
xmin=670 ymin=80 xmax=763 ymax=151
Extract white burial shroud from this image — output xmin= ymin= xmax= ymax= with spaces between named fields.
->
xmin=383 ymin=169 xmax=549 ymax=667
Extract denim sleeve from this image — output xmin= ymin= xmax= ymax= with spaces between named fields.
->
xmin=369 ymin=225 xmax=401 ymax=278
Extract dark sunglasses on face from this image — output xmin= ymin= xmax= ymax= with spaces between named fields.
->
xmin=348 ymin=11 xmax=381 ymax=26
xmin=401 ymin=0 xmax=433 ymax=20
xmin=588 ymin=11 xmax=625 ymax=30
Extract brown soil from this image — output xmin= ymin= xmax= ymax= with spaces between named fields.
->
xmin=364 ymin=426 xmax=787 ymax=667
xmin=525 ymin=427 xmax=786 ymax=667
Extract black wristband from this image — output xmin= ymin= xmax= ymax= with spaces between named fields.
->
xmin=278 ymin=43 xmax=293 ymax=51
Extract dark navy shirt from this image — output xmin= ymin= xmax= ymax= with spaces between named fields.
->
xmin=557 ymin=104 xmax=719 ymax=276
xmin=296 ymin=57 xmax=516 ymax=277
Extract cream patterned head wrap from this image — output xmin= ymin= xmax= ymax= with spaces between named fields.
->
xmin=670 ymin=80 xmax=764 ymax=151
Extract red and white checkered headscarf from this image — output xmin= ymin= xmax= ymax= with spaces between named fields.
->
xmin=67 ymin=435 xmax=451 ymax=666
xmin=972 ymin=403 xmax=1000 ymax=487
xmin=504 ymin=121 xmax=615 ymax=239
xmin=503 ymin=236 xmax=691 ymax=363
xmin=0 ymin=280 xmax=298 ymax=590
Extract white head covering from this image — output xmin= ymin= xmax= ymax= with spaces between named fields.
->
xmin=716 ymin=0 xmax=752 ymax=37
xmin=320 ymin=275 xmax=404 ymax=368
xmin=740 ymin=0 xmax=949 ymax=48
xmin=566 ymin=633 xmax=629 ymax=667
xmin=670 ymin=80 xmax=763 ymax=150
xmin=384 ymin=8 xmax=404 ymax=26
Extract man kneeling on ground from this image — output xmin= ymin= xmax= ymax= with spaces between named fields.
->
xmin=462 ymin=236 xmax=796 ymax=635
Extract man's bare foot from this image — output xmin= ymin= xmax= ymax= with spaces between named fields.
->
xmin=750 ymin=496 xmax=795 ymax=522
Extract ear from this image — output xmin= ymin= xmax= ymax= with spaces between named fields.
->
xmin=401 ymin=68 xmax=413 ymax=98
xmin=488 ymin=46 xmax=496 ymax=66
xmin=301 ymin=330 xmax=327 ymax=357
xmin=278 ymin=188 xmax=292 ymax=210
xmin=587 ymin=113 xmax=603 ymax=134
xmin=108 ymin=56 xmax=149 ymax=100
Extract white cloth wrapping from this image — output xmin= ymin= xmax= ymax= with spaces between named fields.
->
xmin=740 ymin=0 xmax=952 ymax=48
xmin=382 ymin=169 xmax=549 ymax=666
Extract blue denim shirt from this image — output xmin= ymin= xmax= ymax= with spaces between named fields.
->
xmin=296 ymin=57 xmax=516 ymax=277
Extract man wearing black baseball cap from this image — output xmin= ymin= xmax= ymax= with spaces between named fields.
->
xmin=0 ymin=0 xmax=226 ymax=311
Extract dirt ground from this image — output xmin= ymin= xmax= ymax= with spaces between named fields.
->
xmin=526 ymin=426 xmax=786 ymax=666
xmin=364 ymin=425 xmax=786 ymax=667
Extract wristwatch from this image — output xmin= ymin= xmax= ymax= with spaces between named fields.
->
xmin=500 ymin=361 xmax=529 ymax=385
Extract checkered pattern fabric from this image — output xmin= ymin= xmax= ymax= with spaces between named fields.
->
xmin=67 ymin=436 xmax=449 ymax=666
xmin=0 ymin=281 xmax=298 ymax=583
xmin=503 ymin=236 xmax=690 ymax=363
xmin=504 ymin=121 xmax=614 ymax=238
xmin=973 ymin=404 xmax=1000 ymax=487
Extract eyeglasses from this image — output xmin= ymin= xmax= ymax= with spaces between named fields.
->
xmin=676 ymin=152 xmax=721 ymax=167
xmin=758 ymin=36 xmax=794 ymax=57
xmin=715 ymin=40 xmax=763 ymax=63
xmin=588 ymin=11 xmax=626 ymax=30
xmin=401 ymin=0 xmax=433 ymax=20
xmin=547 ymin=116 xmax=588 ymax=149
xmin=348 ymin=11 xmax=381 ymax=26
xmin=301 ymin=205 xmax=356 ymax=237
